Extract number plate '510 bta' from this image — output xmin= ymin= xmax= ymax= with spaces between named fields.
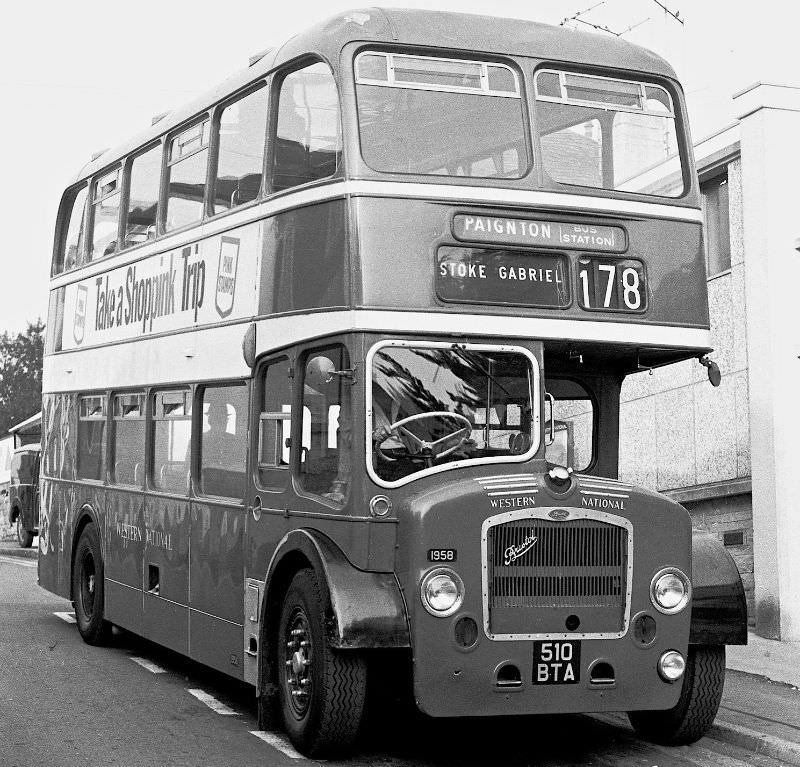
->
xmin=533 ymin=640 xmax=581 ymax=684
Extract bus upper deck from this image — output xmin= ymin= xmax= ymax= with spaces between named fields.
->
xmin=46 ymin=8 xmax=708 ymax=396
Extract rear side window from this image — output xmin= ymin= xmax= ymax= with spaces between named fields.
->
xmin=125 ymin=145 xmax=161 ymax=247
xmin=213 ymin=86 xmax=269 ymax=213
xmin=77 ymin=395 xmax=107 ymax=481
xmin=54 ymin=184 xmax=88 ymax=274
xmin=152 ymin=390 xmax=192 ymax=494
xmin=90 ymin=169 xmax=121 ymax=261
xmin=166 ymin=121 xmax=210 ymax=232
xmin=272 ymin=63 xmax=342 ymax=192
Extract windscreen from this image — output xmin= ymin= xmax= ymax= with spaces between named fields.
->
xmin=370 ymin=344 xmax=538 ymax=484
xmin=535 ymin=70 xmax=684 ymax=197
xmin=355 ymin=52 xmax=528 ymax=178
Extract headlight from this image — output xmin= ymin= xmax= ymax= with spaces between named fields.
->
xmin=420 ymin=568 xmax=464 ymax=617
xmin=658 ymin=650 xmax=686 ymax=682
xmin=650 ymin=567 xmax=691 ymax=614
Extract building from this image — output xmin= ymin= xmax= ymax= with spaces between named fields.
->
xmin=619 ymin=83 xmax=800 ymax=641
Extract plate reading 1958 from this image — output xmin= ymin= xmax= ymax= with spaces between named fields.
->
xmin=428 ymin=549 xmax=457 ymax=562
xmin=453 ymin=214 xmax=626 ymax=253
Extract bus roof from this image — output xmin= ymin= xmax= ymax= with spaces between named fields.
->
xmin=73 ymin=7 xmax=679 ymax=183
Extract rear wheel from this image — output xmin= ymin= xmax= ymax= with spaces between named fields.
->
xmin=72 ymin=524 xmax=112 ymax=645
xmin=629 ymin=645 xmax=725 ymax=745
xmin=278 ymin=568 xmax=366 ymax=758
xmin=16 ymin=514 xmax=33 ymax=548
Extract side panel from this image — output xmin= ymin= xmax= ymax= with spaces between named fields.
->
xmin=189 ymin=499 xmax=245 ymax=679
xmin=143 ymin=493 xmax=190 ymax=654
xmin=39 ymin=394 xmax=76 ymax=597
xmin=104 ymin=488 xmax=145 ymax=634
xmin=258 ymin=198 xmax=349 ymax=316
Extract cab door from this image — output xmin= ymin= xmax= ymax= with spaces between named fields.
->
xmin=242 ymin=355 xmax=293 ymax=686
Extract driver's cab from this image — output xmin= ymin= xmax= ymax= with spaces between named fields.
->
xmin=366 ymin=338 xmax=619 ymax=487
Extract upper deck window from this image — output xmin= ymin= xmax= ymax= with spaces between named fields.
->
xmin=355 ymin=52 xmax=528 ymax=178
xmin=54 ymin=183 xmax=88 ymax=274
xmin=272 ymin=63 xmax=342 ymax=192
xmin=535 ymin=70 xmax=684 ymax=198
xmin=124 ymin=145 xmax=161 ymax=248
xmin=90 ymin=169 xmax=121 ymax=261
xmin=166 ymin=121 xmax=210 ymax=232
xmin=213 ymin=85 xmax=269 ymax=212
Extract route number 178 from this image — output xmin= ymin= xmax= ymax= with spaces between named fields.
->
xmin=578 ymin=258 xmax=646 ymax=312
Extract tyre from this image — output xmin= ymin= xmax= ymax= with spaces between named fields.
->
xmin=629 ymin=645 xmax=725 ymax=745
xmin=72 ymin=524 xmax=112 ymax=645
xmin=278 ymin=568 xmax=366 ymax=758
xmin=16 ymin=514 xmax=33 ymax=548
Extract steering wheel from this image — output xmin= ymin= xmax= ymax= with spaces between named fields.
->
xmin=374 ymin=411 xmax=472 ymax=462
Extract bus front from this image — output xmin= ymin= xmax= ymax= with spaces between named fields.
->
xmin=341 ymin=31 xmax=744 ymax=744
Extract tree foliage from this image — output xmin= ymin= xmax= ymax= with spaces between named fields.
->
xmin=0 ymin=320 xmax=44 ymax=436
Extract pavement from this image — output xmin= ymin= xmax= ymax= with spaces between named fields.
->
xmin=3 ymin=528 xmax=800 ymax=764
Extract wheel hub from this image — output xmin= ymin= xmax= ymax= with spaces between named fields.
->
xmin=284 ymin=612 xmax=312 ymax=716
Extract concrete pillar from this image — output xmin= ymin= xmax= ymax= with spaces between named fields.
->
xmin=735 ymin=83 xmax=800 ymax=639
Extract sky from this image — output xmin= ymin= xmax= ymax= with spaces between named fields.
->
xmin=0 ymin=0 xmax=797 ymax=337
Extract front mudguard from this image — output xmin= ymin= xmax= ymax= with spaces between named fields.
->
xmin=257 ymin=528 xmax=410 ymax=711
xmin=690 ymin=531 xmax=747 ymax=645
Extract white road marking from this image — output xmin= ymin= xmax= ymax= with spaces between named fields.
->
xmin=54 ymin=611 xmax=77 ymax=624
xmin=249 ymin=730 xmax=306 ymax=760
xmin=130 ymin=656 xmax=167 ymax=674
xmin=0 ymin=555 xmax=37 ymax=568
xmin=187 ymin=689 xmax=237 ymax=715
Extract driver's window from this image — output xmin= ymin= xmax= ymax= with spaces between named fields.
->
xmin=544 ymin=379 xmax=595 ymax=471
xmin=298 ymin=345 xmax=351 ymax=505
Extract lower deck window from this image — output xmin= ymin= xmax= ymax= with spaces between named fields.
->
xmin=113 ymin=393 xmax=145 ymax=485
xmin=77 ymin=395 xmax=106 ymax=481
xmin=200 ymin=384 xmax=248 ymax=499
xmin=152 ymin=390 xmax=191 ymax=494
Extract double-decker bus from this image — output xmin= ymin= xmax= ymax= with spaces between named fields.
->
xmin=40 ymin=8 xmax=747 ymax=758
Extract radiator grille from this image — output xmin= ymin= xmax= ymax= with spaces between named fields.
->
xmin=485 ymin=517 xmax=629 ymax=636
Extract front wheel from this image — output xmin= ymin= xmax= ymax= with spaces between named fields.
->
xmin=628 ymin=645 xmax=725 ymax=745
xmin=72 ymin=524 xmax=112 ymax=645
xmin=16 ymin=514 xmax=33 ymax=548
xmin=278 ymin=568 xmax=366 ymax=758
